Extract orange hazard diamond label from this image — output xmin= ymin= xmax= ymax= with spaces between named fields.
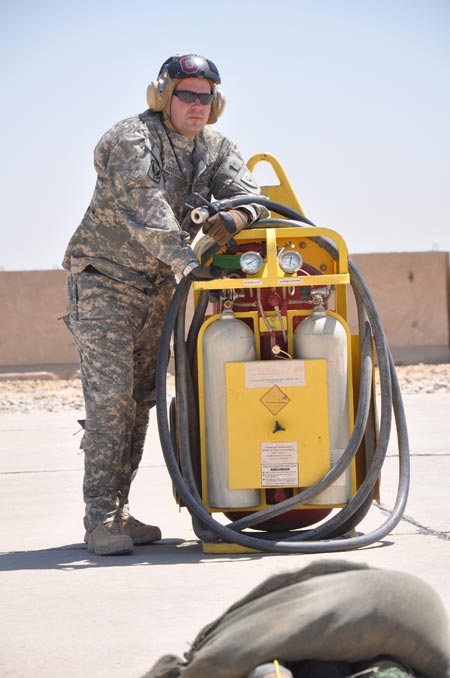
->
xmin=260 ymin=385 xmax=290 ymax=415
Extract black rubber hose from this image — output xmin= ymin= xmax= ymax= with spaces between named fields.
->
xmin=161 ymin=206 xmax=404 ymax=548
xmin=172 ymin=237 xmax=372 ymax=534
xmin=184 ymin=224 xmax=378 ymax=536
xmin=173 ymin=283 xmax=203 ymax=494
xmin=155 ymin=198 xmax=410 ymax=552
xmin=185 ymin=290 xmax=209 ymax=371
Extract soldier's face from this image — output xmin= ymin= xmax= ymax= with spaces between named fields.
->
xmin=170 ymin=78 xmax=212 ymax=139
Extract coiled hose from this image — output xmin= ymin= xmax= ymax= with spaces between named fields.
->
xmin=156 ymin=197 xmax=410 ymax=552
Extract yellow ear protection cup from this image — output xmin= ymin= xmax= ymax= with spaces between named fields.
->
xmin=146 ymin=73 xmax=177 ymax=112
xmin=146 ymin=53 xmax=226 ymax=124
xmin=146 ymin=79 xmax=163 ymax=110
xmin=208 ymin=84 xmax=226 ymax=124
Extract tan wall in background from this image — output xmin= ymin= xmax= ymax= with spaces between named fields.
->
xmin=0 ymin=251 xmax=449 ymax=373
xmin=347 ymin=252 xmax=450 ymax=363
xmin=0 ymin=270 xmax=78 ymax=372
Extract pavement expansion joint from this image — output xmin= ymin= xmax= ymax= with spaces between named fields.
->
xmin=376 ymin=501 xmax=450 ymax=541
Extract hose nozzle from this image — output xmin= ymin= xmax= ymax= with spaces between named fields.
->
xmin=190 ymin=206 xmax=211 ymax=224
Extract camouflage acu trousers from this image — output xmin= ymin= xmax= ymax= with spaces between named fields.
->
xmin=65 ymin=271 xmax=173 ymax=530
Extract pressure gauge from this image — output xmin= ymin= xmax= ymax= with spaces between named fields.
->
xmin=278 ymin=249 xmax=303 ymax=274
xmin=240 ymin=250 xmax=264 ymax=275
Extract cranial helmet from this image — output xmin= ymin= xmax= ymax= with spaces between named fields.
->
xmin=146 ymin=53 xmax=226 ymax=124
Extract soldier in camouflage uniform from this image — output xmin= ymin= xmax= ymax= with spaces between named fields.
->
xmin=63 ymin=53 xmax=268 ymax=556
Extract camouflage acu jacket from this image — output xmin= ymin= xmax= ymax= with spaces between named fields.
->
xmin=63 ymin=110 xmax=264 ymax=286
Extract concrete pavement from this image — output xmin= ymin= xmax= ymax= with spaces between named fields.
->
xmin=1 ymin=394 xmax=449 ymax=678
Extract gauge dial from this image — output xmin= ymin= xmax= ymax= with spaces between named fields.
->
xmin=240 ymin=250 xmax=264 ymax=275
xmin=278 ymin=249 xmax=303 ymax=274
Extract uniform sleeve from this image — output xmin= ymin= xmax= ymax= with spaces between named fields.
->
xmin=101 ymin=134 xmax=197 ymax=275
xmin=210 ymin=140 xmax=269 ymax=221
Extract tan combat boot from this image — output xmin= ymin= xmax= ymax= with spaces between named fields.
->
xmin=122 ymin=513 xmax=162 ymax=545
xmin=86 ymin=520 xmax=134 ymax=556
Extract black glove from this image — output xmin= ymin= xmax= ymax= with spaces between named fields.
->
xmin=188 ymin=264 xmax=224 ymax=281
xmin=203 ymin=209 xmax=249 ymax=246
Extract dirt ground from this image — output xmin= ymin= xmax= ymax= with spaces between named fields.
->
xmin=1 ymin=364 xmax=449 ymax=414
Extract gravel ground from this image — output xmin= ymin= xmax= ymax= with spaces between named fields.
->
xmin=0 ymin=364 xmax=449 ymax=414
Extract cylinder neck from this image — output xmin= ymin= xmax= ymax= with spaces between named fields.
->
xmin=311 ymin=293 xmax=326 ymax=314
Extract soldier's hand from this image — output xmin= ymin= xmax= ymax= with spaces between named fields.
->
xmin=187 ymin=264 xmax=224 ymax=281
xmin=203 ymin=209 xmax=249 ymax=246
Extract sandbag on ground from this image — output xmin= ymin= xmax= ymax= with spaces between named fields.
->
xmin=143 ymin=560 xmax=450 ymax=678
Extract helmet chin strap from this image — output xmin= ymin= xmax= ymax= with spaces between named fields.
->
xmin=162 ymin=111 xmax=176 ymax=132
xmin=162 ymin=78 xmax=179 ymax=123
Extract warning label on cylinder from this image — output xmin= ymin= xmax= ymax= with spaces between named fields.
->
xmin=261 ymin=442 xmax=299 ymax=486
xmin=260 ymin=385 xmax=290 ymax=415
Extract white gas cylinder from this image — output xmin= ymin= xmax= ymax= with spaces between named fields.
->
xmin=202 ymin=309 xmax=261 ymax=508
xmin=294 ymin=308 xmax=352 ymax=504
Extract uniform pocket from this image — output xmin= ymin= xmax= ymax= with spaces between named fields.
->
xmin=66 ymin=273 xmax=80 ymax=321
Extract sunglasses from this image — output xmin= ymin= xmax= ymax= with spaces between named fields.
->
xmin=173 ymin=90 xmax=214 ymax=105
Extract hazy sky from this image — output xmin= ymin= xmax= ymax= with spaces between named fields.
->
xmin=1 ymin=0 xmax=449 ymax=270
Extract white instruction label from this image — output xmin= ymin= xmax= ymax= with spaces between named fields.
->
xmin=262 ymin=464 xmax=299 ymax=486
xmin=245 ymin=361 xmax=305 ymax=388
xmin=261 ymin=442 xmax=299 ymax=486
xmin=261 ymin=441 xmax=298 ymax=464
